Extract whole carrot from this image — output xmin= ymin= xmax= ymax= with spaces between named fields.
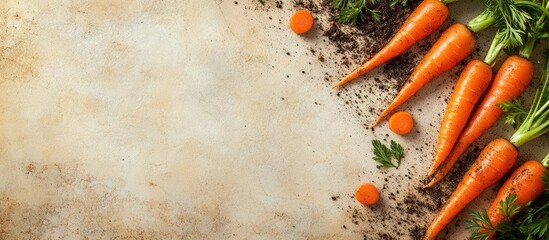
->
xmin=427 ymin=45 xmax=549 ymax=240
xmin=483 ymin=160 xmax=547 ymax=239
xmin=423 ymin=138 xmax=518 ymax=240
xmin=465 ymin=47 xmax=549 ymax=239
xmin=426 ymin=55 xmax=534 ymax=187
xmin=425 ymin=0 xmax=545 ymax=186
xmin=427 ymin=60 xmax=492 ymax=176
xmin=333 ymin=0 xmax=449 ymax=88
xmin=425 ymin=48 xmax=549 ymax=239
xmin=371 ymin=23 xmax=476 ymax=127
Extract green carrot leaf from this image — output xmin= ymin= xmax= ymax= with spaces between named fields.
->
xmin=372 ymin=140 xmax=396 ymax=168
xmin=498 ymin=98 xmax=528 ymax=127
xmin=390 ymin=140 xmax=404 ymax=167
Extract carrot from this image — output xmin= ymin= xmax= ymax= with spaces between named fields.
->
xmin=423 ymin=138 xmax=518 ymax=240
xmin=290 ymin=9 xmax=314 ymax=34
xmin=333 ymin=0 xmax=448 ymax=88
xmin=427 ymin=60 xmax=492 ymax=176
xmin=389 ymin=111 xmax=414 ymax=135
xmin=425 ymin=55 xmax=534 ymax=187
xmin=372 ymin=23 xmax=476 ymax=127
xmin=483 ymin=160 xmax=547 ymax=239
xmin=355 ymin=183 xmax=380 ymax=206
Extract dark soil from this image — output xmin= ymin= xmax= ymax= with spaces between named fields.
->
xmin=259 ymin=0 xmax=476 ymax=239
xmin=293 ymin=0 xmax=433 ymax=128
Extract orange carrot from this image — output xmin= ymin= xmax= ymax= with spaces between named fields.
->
xmin=483 ymin=160 xmax=547 ymax=239
xmin=372 ymin=23 xmax=476 ymax=127
xmin=355 ymin=183 xmax=380 ymax=206
xmin=333 ymin=0 xmax=448 ymax=87
xmin=426 ymin=55 xmax=534 ymax=187
xmin=423 ymin=138 xmax=518 ymax=240
xmin=290 ymin=9 xmax=314 ymax=34
xmin=427 ymin=60 xmax=492 ymax=176
xmin=389 ymin=111 xmax=414 ymax=135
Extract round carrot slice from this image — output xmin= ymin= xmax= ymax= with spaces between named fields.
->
xmin=290 ymin=9 xmax=313 ymax=34
xmin=388 ymin=111 xmax=414 ymax=135
xmin=355 ymin=183 xmax=379 ymax=206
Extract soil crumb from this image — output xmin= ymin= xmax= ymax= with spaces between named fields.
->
xmin=294 ymin=0 xmax=431 ymax=127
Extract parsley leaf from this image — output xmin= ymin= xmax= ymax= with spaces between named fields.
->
xmin=390 ymin=140 xmax=404 ymax=167
xmin=372 ymin=140 xmax=404 ymax=169
xmin=466 ymin=209 xmax=496 ymax=240
xmin=467 ymin=194 xmax=519 ymax=240
xmin=390 ymin=0 xmax=407 ymax=7
xmin=500 ymin=194 xmax=521 ymax=220
xmin=258 ymin=0 xmax=265 ymax=5
xmin=372 ymin=140 xmax=395 ymax=168
xmin=498 ymin=98 xmax=528 ymax=127
xmin=333 ymin=0 xmax=381 ymax=24
xmin=467 ymin=172 xmax=549 ymax=240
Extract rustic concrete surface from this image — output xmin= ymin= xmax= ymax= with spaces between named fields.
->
xmin=0 ymin=0 xmax=547 ymax=239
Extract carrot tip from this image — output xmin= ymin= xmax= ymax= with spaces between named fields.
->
xmin=423 ymin=173 xmax=442 ymax=188
xmin=371 ymin=117 xmax=383 ymax=128
xmin=423 ymin=179 xmax=437 ymax=189
xmin=427 ymin=167 xmax=436 ymax=177
xmin=333 ymin=80 xmax=345 ymax=88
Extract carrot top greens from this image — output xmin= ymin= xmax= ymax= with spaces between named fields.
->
xmin=466 ymin=170 xmax=549 ymax=239
xmin=509 ymin=50 xmax=549 ymax=147
xmin=333 ymin=0 xmax=430 ymax=24
xmin=465 ymin=194 xmax=521 ymax=240
xmin=467 ymin=0 xmax=548 ymax=65
xmin=498 ymin=98 xmax=529 ymax=127
xmin=519 ymin=0 xmax=549 ymax=58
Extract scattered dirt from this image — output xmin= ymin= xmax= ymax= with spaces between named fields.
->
xmin=293 ymin=0 xmax=430 ymax=128
xmin=261 ymin=0 xmax=478 ymax=239
xmin=291 ymin=1 xmax=444 ymax=239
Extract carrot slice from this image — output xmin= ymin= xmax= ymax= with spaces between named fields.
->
xmin=372 ymin=23 xmax=476 ymax=127
xmin=355 ymin=183 xmax=380 ymax=206
xmin=389 ymin=111 xmax=414 ymax=135
xmin=290 ymin=10 xmax=314 ymax=34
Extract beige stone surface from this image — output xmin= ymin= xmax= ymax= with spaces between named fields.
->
xmin=0 ymin=0 xmax=547 ymax=239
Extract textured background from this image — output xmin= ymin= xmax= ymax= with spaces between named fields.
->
xmin=1 ymin=0 xmax=547 ymax=239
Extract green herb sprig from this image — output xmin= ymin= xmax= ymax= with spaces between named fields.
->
xmin=334 ymin=0 xmax=380 ymax=24
xmin=466 ymin=171 xmax=549 ymax=240
xmin=372 ymin=140 xmax=404 ymax=169
xmin=510 ymin=50 xmax=549 ymax=147
xmin=333 ymin=0 xmax=409 ymax=24
xmin=498 ymin=98 xmax=529 ymax=127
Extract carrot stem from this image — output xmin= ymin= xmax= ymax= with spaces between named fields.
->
xmin=510 ymin=53 xmax=549 ymax=147
xmin=484 ymin=32 xmax=506 ymax=66
xmin=467 ymin=9 xmax=495 ymax=33
xmin=542 ymin=153 xmax=549 ymax=167
xmin=515 ymin=0 xmax=549 ymax=16
xmin=513 ymin=124 xmax=549 ymax=147
xmin=519 ymin=37 xmax=536 ymax=59
xmin=520 ymin=1 xmax=548 ymax=58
